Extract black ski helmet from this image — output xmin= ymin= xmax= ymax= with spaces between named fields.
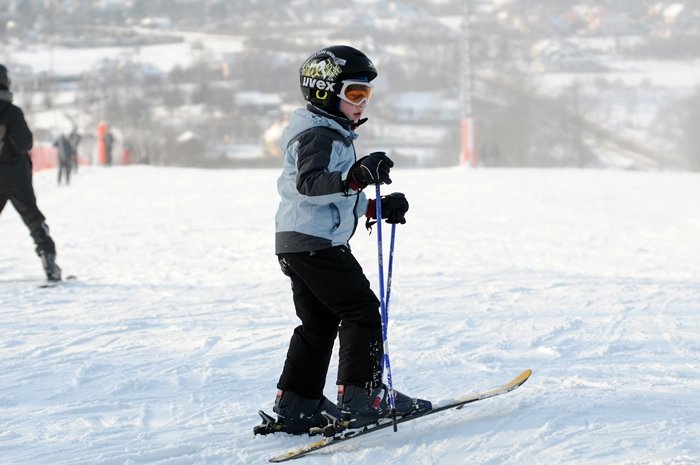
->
xmin=299 ymin=45 xmax=377 ymax=111
xmin=0 ymin=64 xmax=10 ymax=90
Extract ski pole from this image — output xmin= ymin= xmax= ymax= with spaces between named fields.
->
xmin=384 ymin=222 xmax=398 ymax=432
xmin=385 ymin=223 xmax=397 ymax=316
xmin=375 ymin=183 xmax=398 ymax=432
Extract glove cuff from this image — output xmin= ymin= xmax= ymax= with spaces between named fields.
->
xmin=366 ymin=198 xmax=377 ymax=219
xmin=347 ymin=178 xmax=362 ymax=192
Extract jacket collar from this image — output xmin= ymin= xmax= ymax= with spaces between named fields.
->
xmin=307 ymin=104 xmax=368 ymax=130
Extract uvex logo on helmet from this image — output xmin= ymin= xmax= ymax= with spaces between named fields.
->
xmin=300 ymin=76 xmax=336 ymax=92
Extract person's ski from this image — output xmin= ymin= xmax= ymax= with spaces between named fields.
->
xmin=38 ymin=275 xmax=77 ymax=288
xmin=265 ymin=368 xmax=532 ymax=463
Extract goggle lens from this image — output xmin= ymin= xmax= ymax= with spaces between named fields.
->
xmin=339 ymin=81 xmax=373 ymax=105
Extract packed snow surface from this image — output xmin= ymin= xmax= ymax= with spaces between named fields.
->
xmin=1 ymin=165 xmax=699 ymax=465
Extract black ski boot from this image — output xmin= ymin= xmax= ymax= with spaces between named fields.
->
xmin=254 ymin=390 xmax=343 ymax=435
xmin=39 ymin=251 xmax=62 ymax=282
xmin=337 ymin=384 xmax=432 ymax=428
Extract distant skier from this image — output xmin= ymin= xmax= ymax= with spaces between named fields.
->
xmin=54 ymin=133 xmax=74 ymax=185
xmin=104 ymin=130 xmax=114 ymax=165
xmin=261 ymin=46 xmax=431 ymax=435
xmin=68 ymin=127 xmax=81 ymax=173
xmin=0 ymin=64 xmax=62 ymax=281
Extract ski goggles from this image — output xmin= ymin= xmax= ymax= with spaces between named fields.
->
xmin=337 ymin=80 xmax=374 ymax=106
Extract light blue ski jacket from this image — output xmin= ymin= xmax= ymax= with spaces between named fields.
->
xmin=275 ymin=106 xmax=369 ymax=254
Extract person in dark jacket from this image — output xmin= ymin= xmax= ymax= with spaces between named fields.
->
xmin=54 ymin=133 xmax=74 ymax=185
xmin=104 ymin=130 xmax=114 ymax=165
xmin=68 ymin=127 xmax=81 ymax=173
xmin=0 ymin=64 xmax=62 ymax=281
xmin=258 ymin=46 xmax=431 ymax=436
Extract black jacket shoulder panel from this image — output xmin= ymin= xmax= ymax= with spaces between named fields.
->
xmin=294 ymin=127 xmax=350 ymax=196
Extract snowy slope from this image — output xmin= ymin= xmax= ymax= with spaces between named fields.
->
xmin=1 ymin=165 xmax=699 ymax=465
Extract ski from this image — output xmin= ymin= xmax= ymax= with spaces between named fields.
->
xmin=38 ymin=275 xmax=77 ymax=288
xmin=266 ymin=368 xmax=532 ymax=462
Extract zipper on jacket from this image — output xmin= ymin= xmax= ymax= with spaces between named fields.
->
xmin=349 ymin=143 xmax=360 ymax=240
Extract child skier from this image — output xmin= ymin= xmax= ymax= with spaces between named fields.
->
xmin=264 ymin=45 xmax=431 ymax=435
xmin=0 ymin=64 xmax=62 ymax=282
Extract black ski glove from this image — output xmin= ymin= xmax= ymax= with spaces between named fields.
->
xmin=346 ymin=152 xmax=394 ymax=191
xmin=366 ymin=193 xmax=409 ymax=225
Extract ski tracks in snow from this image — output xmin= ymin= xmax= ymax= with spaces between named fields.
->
xmin=2 ymin=166 xmax=700 ymax=464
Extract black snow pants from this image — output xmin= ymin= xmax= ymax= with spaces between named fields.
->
xmin=276 ymin=245 xmax=383 ymax=400
xmin=0 ymin=156 xmax=56 ymax=255
xmin=58 ymin=157 xmax=72 ymax=185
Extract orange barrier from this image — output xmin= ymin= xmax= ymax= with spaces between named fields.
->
xmin=460 ymin=116 xmax=477 ymax=167
xmin=29 ymin=145 xmax=91 ymax=172
xmin=97 ymin=121 xmax=107 ymax=165
xmin=29 ymin=145 xmax=58 ymax=172
xmin=121 ymin=147 xmax=132 ymax=165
